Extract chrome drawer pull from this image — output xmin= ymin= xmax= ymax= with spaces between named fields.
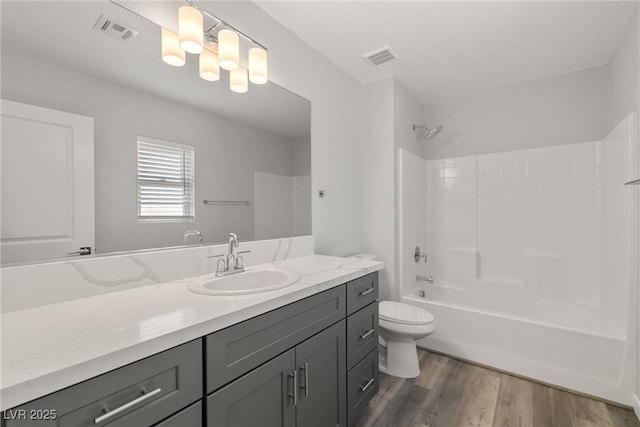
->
xmin=360 ymin=378 xmax=375 ymax=393
xmin=94 ymin=387 xmax=161 ymax=424
xmin=299 ymin=363 xmax=309 ymax=396
xmin=288 ymin=371 xmax=298 ymax=406
xmin=359 ymin=287 xmax=374 ymax=297
xmin=359 ymin=329 xmax=374 ymax=340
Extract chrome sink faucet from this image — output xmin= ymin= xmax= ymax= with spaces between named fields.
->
xmin=208 ymin=232 xmax=251 ymax=277
xmin=182 ymin=230 xmax=203 ymax=245
xmin=227 ymin=233 xmax=239 ymax=270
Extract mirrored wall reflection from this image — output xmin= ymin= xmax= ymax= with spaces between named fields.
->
xmin=0 ymin=1 xmax=311 ymax=265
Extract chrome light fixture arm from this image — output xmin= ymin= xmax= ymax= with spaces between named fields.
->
xmin=185 ymin=0 xmax=268 ymax=51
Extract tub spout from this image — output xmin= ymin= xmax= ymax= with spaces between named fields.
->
xmin=417 ymin=274 xmax=434 ymax=283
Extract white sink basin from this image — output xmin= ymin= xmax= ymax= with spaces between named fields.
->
xmin=188 ymin=268 xmax=301 ymax=296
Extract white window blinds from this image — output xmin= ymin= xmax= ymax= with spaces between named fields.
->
xmin=137 ymin=138 xmax=195 ymax=220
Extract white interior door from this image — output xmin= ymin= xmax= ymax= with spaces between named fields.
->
xmin=1 ymin=99 xmax=94 ymax=264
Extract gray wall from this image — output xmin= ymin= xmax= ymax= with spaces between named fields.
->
xmin=363 ymin=78 xmax=395 ymax=300
xmin=213 ymin=2 xmax=366 ymax=256
xmin=608 ymin=9 xmax=639 ymax=128
xmin=422 ymin=65 xmax=609 ymax=159
xmin=2 ymin=48 xmax=297 ymax=253
xmin=362 ymin=77 xmax=425 ymax=300
xmin=393 ymin=80 xmax=425 ymax=159
xmin=292 ymin=135 xmax=311 ymax=177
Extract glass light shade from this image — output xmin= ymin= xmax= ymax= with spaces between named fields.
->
xmin=218 ymin=29 xmax=240 ymax=70
xmin=230 ymin=68 xmax=248 ymax=93
xmin=178 ymin=6 xmax=203 ymax=54
xmin=161 ymin=28 xmax=185 ymax=66
xmin=248 ymin=47 xmax=268 ymax=84
xmin=199 ymin=49 xmax=220 ymax=81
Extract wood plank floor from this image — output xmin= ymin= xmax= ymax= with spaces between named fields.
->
xmin=355 ymin=349 xmax=640 ymax=427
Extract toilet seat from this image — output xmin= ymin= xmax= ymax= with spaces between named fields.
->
xmin=379 ymin=301 xmax=434 ymax=326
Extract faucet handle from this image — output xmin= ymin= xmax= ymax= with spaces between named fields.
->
xmin=235 ymin=250 xmax=251 ymax=269
xmin=208 ymin=254 xmax=226 ymax=273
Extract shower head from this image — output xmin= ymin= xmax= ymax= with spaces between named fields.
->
xmin=413 ymin=124 xmax=443 ymax=140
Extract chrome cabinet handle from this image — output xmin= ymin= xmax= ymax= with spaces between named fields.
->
xmin=299 ymin=363 xmax=309 ymax=397
xmin=360 ymin=378 xmax=375 ymax=393
xmin=359 ymin=329 xmax=374 ymax=340
xmin=288 ymin=370 xmax=298 ymax=406
xmin=359 ymin=287 xmax=374 ymax=297
xmin=94 ymin=387 xmax=161 ymax=424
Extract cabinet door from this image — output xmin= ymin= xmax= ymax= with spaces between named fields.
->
xmin=295 ymin=320 xmax=346 ymax=427
xmin=207 ymin=349 xmax=296 ymax=427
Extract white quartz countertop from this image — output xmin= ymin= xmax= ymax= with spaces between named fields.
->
xmin=0 ymin=255 xmax=383 ymax=411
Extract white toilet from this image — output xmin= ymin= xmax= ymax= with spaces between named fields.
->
xmin=378 ymin=300 xmax=436 ymax=378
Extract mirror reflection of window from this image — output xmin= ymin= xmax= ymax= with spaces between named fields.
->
xmin=136 ymin=137 xmax=195 ymax=222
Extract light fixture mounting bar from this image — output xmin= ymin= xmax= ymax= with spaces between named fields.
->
xmin=185 ymin=0 xmax=268 ymax=51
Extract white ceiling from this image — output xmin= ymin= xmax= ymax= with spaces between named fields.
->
xmin=1 ymin=1 xmax=310 ymax=139
xmin=256 ymin=0 xmax=639 ymax=106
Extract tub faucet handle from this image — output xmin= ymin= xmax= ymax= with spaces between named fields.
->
xmin=414 ymin=246 xmax=427 ymax=263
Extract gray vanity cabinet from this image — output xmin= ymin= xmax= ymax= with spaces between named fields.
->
xmin=2 ymin=339 xmax=202 ymax=427
xmin=207 ymin=321 xmax=346 ymax=427
xmin=2 ymin=271 xmax=380 ymax=427
xmin=207 ymin=349 xmax=296 ymax=427
xmin=153 ymin=401 xmax=202 ymax=427
xmin=345 ymin=273 xmax=379 ymax=426
xmin=292 ymin=320 xmax=346 ymax=427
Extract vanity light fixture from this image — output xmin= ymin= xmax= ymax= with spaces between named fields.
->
xmin=199 ymin=48 xmax=220 ymax=81
xmin=160 ymin=1 xmax=268 ymax=93
xmin=230 ymin=68 xmax=248 ymax=93
xmin=161 ymin=28 xmax=186 ymax=66
xmin=218 ymin=29 xmax=240 ymax=70
xmin=178 ymin=5 xmax=204 ymax=54
xmin=248 ymin=47 xmax=268 ymax=84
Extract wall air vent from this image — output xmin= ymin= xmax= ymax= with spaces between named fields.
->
xmin=93 ymin=14 xmax=139 ymax=43
xmin=361 ymin=45 xmax=399 ymax=67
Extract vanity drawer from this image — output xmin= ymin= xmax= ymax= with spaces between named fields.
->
xmin=205 ymin=285 xmax=345 ymax=393
xmin=3 ymin=339 xmax=202 ymax=427
xmin=346 ymin=302 xmax=379 ymax=370
xmin=153 ymin=401 xmax=202 ymax=427
xmin=347 ymin=348 xmax=379 ymax=427
xmin=346 ymin=273 xmax=378 ymax=315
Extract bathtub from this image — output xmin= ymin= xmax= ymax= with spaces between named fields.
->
xmin=402 ymin=293 xmax=634 ymax=405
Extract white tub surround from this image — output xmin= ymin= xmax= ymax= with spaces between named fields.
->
xmin=398 ymin=113 xmax=639 ymax=405
xmin=0 ymin=250 xmax=383 ymax=411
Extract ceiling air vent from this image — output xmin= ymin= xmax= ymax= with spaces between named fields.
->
xmin=93 ymin=14 xmax=139 ymax=43
xmin=361 ymin=45 xmax=399 ymax=67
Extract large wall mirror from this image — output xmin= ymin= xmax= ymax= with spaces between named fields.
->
xmin=1 ymin=1 xmax=311 ymax=265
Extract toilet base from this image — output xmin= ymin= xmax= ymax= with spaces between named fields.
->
xmin=378 ymin=340 xmax=420 ymax=378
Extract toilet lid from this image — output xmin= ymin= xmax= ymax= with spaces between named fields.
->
xmin=379 ymin=301 xmax=435 ymax=325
